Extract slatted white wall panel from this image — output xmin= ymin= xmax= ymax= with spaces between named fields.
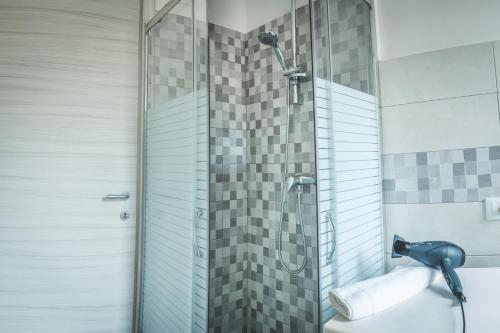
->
xmin=142 ymin=91 xmax=208 ymax=332
xmin=316 ymin=78 xmax=384 ymax=326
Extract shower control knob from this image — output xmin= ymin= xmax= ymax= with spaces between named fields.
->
xmin=120 ymin=211 xmax=130 ymax=221
xmin=286 ymin=174 xmax=316 ymax=191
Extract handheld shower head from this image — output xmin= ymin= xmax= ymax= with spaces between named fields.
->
xmin=258 ymin=31 xmax=279 ymax=48
xmin=258 ymin=31 xmax=289 ymax=71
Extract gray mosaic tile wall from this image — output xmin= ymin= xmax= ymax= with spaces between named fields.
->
xmin=208 ymin=23 xmax=249 ymax=333
xmin=312 ymin=0 xmax=331 ymax=80
xmin=309 ymin=0 xmax=373 ymax=89
xmin=246 ymin=5 xmax=318 ymax=333
xmin=147 ymin=13 xmax=194 ymax=106
xmin=383 ymin=146 xmax=500 ymax=204
xmin=329 ymin=0 xmax=373 ymax=94
xmin=208 ymin=4 xmax=319 ymax=333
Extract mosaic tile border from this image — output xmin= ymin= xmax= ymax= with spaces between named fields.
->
xmin=383 ymin=146 xmax=500 ymax=204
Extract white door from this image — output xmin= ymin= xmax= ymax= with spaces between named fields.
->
xmin=0 ymin=0 xmax=139 ymax=332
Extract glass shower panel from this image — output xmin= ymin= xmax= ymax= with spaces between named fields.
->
xmin=311 ymin=0 xmax=384 ymax=329
xmin=140 ymin=0 xmax=208 ymax=332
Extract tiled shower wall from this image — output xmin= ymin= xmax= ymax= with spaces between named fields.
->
xmin=208 ymin=23 xmax=248 ymax=332
xmin=329 ymin=0 xmax=373 ymax=94
xmin=207 ymin=0 xmax=377 ymax=331
xmin=311 ymin=0 xmax=372 ymax=94
xmin=380 ymin=41 xmax=500 ymax=269
xmin=246 ymin=6 xmax=318 ymax=333
xmin=208 ymin=4 xmax=319 ymax=333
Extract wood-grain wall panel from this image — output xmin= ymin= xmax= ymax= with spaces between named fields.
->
xmin=0 ymin=1 xmax=140 ymax=331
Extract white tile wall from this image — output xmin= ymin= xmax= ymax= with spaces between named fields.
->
xmin=380 ymin=40 xmax=500 ymax=271
xmin=382 ymin=93 xmax=500 ymax=154
xmin=379 ymin=42 xmax=497 ymax=107
xmin=384 ymin=202 xmax=500 ymax=269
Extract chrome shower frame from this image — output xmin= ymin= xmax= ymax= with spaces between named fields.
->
xmin=133 ymin=0 xmax=209 ymax=332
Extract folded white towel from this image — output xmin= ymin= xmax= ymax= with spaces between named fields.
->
xmin=329 ymin=264 xmax=440 ymax=320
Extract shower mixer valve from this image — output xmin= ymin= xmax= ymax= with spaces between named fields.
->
xmin=286 ymin=174 xmax=316 ymax=192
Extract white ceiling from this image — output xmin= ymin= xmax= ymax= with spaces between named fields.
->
xmin=207 ymin=0 xmax=309 ymax=33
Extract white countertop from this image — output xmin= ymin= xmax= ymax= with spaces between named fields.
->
xmin=324 ymin=267 xmax=500 ymax=333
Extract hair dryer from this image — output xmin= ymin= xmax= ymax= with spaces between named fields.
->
xmin=392 ymin=234 xmax=467 ymax=303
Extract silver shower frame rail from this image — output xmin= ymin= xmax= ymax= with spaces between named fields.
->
xmin=133 ymin=0 xmax=183 ymax=332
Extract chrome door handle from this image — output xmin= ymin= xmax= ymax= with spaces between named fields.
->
xmin=105 ymin=192 xmax=129 ymax=200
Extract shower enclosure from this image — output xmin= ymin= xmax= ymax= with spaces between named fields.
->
xmin=135 ymin=0 xmax=382 ymax=332
xmin=135 ymin=0 xmax=209 ymax=332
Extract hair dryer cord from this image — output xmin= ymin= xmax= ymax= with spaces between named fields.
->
xmin=460 ymin=300 xmax=466 ymax=333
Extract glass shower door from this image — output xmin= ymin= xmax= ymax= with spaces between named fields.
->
xmin=311 ymin=0 xmax=384 ymax=329
xmin=139 ymin=0 xmax=208 ymax=332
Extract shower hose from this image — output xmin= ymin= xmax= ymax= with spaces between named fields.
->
xmin=278 ymin=79 xmax=307 ymax=274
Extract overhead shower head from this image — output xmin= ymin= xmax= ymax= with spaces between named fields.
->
xmin=257 ymin=31 xmax=289 ymax=71
xmin=258 ymin=31 xmax=279 ymax=48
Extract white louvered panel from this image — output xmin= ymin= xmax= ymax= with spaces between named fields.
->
xmin=317 ymin=138 xmax=331 ymax=149
xmin=335 ymin=151 xmax=380 ymax=161
xmin=332 ymin=91 xmax=376 ymax=109
xmin=336 ymin=186 xmax=381 ymax=203
xmin=336 ymin=210 xmax=382 ymax=234
xmin=336 ymin=176 xmax=379 ymax=192
xmin=334 ymin=131 xmax=378 ymax=143
xmin=317 ymin=168 xmax=332 ymax=181
xmin=334 ymin=112 xmax=377 ymax=126
xmin=319 ymin=189 xmax=332 ymax=203
xmin=192 ymin=88 xmax=209 ymax=333
xmin=318 ymin=197 xmax=333 ymax=213
xmin=143 ymin=86 xmax=208 ymax=333
xmin=316 ymin=116 xmax=330 ymax=129
xmin=336 ymin=201 xmax=380 ymax=223
xmin=340 ymin=253 xmax=384 ymax=286
xmin=336 ymin=168 xmax=380 ymax=181
xmin=333 ymin=122 xmax=378 ymax=136
xmin=315 ymin=78 xmax=337 ymax=328
xmin=316 ymin=127 xmax=330 ymax=139
xmin=316 ymin=106 xmax=329 ymax=119
xmin=331 ymin=100 xmax=377 ymax=118
xmin=335 ymin=159 xmax=379 ymax=171
xmin=316 ymin=79 xmax=384 ymax=328
xmin=335 ymin=141 xmax=379 ymax=152
xmin=331 ymin=81 xmax=376 ymax=102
